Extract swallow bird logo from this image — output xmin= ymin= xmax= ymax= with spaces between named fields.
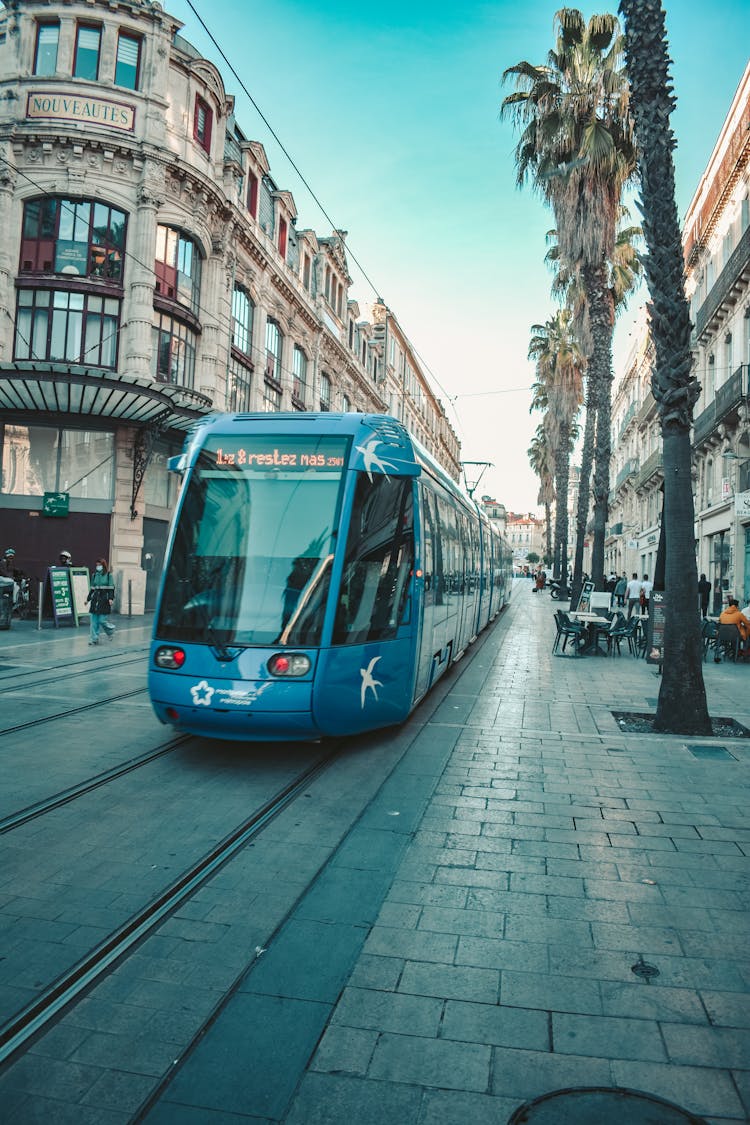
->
xmin=190 ymin=680 xmax=215 ymax=706
xmin=360 ymin=656 xmax=383 ymax=708
xmin=355 ymin=438 xmax=397 ymax=482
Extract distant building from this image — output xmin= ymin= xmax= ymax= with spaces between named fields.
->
xmin=608 ymin=62 xmax=749 ymax=606
xmin=505 ymin=511 xmax=545 ymax=569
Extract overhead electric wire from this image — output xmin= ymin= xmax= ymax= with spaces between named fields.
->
xmin=184 ymin=0 xmax=382 ymax=300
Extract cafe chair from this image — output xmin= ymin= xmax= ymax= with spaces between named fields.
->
xmin=609 ymin=616 xmax=639 ymax=657
xmin=553 ymin=610 xmax=585 ymax=655
xmin=716 ymin=623 xmax=743 ymax=663
xmin=701 ymin=619 xmax=718 ymax=662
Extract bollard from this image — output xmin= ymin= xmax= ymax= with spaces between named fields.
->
xmin=128 ymin=578 xmax=132 ymax=618
xmin=37 ymin=581 xmax=43 ymax=630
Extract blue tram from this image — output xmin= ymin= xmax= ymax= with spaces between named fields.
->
xmin=148 ymin=413 xmax=512 ymax=740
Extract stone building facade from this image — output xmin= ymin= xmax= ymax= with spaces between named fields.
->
xmin=0 ymin=0 xmax=459 ymax=612
xmin=607 ymin=62 xmax=750 ymax=607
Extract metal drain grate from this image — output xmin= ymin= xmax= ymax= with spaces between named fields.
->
xmin=686 ymin=745 xmax=737 ymax=760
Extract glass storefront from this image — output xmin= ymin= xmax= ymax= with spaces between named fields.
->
xmin=1 ymin=424 xmax=114 ymax=499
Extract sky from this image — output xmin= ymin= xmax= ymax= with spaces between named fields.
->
xmin=166 ymin=0 xmax=749 ymax=512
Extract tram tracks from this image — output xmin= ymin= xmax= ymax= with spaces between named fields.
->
xmin=0 ymin=685 xmax=148 ymax=736
xmin=0 ymin=743 xmax=342 ymax=1067
xmin=0 ymin=733 xmax=193 ymax=835
xmin=0 ymin=652 xmax=148 ymax=695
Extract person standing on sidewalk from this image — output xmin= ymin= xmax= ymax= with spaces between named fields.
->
xmin=86 ymin=557 xmax=116 ymax=645
xmin=626 ymin=572 xmax=642 ymax=618
xmin=698 ymin=573 xmax=711 ymax=618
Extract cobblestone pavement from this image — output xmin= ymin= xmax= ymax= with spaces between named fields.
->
xmin=144 ymin=582 xmax=750 ymax=1125
xmin=3 ymin=588 xmax=749 ymax=1123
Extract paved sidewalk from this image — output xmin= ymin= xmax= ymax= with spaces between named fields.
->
xmin=5 ymin=586 xmax=748 ymax=1124
xmin=145 ymin=580 xmax=750 ymax=1124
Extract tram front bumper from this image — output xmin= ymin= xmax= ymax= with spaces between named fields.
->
xmin=148 ymin=670 xmax=320 ymax=741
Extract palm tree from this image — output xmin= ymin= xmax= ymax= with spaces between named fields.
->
xmin=546 ymin=218 xmax=642 ymax=605
xmin=619 ymin=0 xmax=710 ymax=734
xmin=529 ymin=309 xmax=584 ymax=588
xmin=502 ymin=8 xmax=637 ymax=591
xmin=528 ymin=423 xmax=556 ymax=566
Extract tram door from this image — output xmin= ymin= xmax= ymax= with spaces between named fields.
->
xmin=142 ymin=518 xmax=168 ymax=612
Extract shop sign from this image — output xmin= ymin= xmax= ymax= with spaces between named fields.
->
xmin=55 ymin=241 xmax=88 ymax=275
xmin=26 ymin=91 xmax=135 ymax=132
xmin=42 ymin=491 xmax=69 ymax=517
xmin=721 ymin=477 xmax=732 ymax=501
xmin=735 ymin=489 xmax=750 ymax=518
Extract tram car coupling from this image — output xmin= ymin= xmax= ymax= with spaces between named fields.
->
xmin=148 ymin=413 xmax=512 ymax=741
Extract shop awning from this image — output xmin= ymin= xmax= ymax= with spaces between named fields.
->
xmin=0 ymin=363 xmax=213 ymax=431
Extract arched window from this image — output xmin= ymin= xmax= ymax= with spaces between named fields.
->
xmin=152 ymin=313 xmax=196 ymax=388
xmin=292 ymin=346 xmax=307 ymax=409
xmin=264 ymin=318 xmax=283 ymax=411
xmin=342 ymin=394 xmax=351 ymax=413
xmin=154 ymin=225 xmax=202 ymax=316
xmin=320 ymin=372 xmax=331 ymax=411
xmin=232 ymin=286 xmax=254 ymax=356
xmin=20 ymin=196 xmax=126 ymax=281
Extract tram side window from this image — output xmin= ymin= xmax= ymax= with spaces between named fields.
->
xmin=333 ymin=474 xmax=414 ymax=645
xmin=421 ymin=485 xmax=436 ymax=607
xmin=437 ymin=496 xmax=459 ymax=595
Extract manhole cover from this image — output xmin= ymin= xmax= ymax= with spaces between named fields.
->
xmin=687 ymin=745 xmax=737 ymax=760
xmin=507 ymin=1087 xmax=707 ymax=1124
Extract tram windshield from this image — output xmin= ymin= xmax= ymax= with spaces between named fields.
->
xmin=156 ymin=434 xmax=349 ymax=646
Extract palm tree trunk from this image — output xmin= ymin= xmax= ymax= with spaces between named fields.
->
xmin=620 ymin=0 xmax=710 ymax=735
xmin=570 ymin=377 xmax=596 ymax=606
xmin=583 ymin=264 xmax=615 ymax=591
xmin=554 ymin=421 xmax=571 ymax=591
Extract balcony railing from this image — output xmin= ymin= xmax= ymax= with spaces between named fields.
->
xmin=636 ymin=390 xmax=656 ymax=426
xmin=694 ymin=224 xmax=750 ymax=340
xmin=692 ymin=364 xmax=747 ymax=447
xmin=633 ymin=448 xmax=663 ymax=491
xmin=614 ymin=458 xmax=638 ymax=490
xmin=618 ymin=402 xmax=637 ymax=439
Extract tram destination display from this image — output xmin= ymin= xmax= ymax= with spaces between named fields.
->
xmin=209 ymin=435 xmax=349 ymax=471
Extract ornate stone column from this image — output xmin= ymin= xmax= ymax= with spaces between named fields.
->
xmin=0 ymin=151 xmax=17 ymax=363
xmin=122 ymin=161 xmax=164 ymax=379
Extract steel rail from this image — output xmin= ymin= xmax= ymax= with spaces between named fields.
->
xmin=0 ymin=734 xmax=193 ymax=835
xmin=0 ymin=744 xmax=340 ymax=1066
xmin=0 ymin=687 xmax=147 ymax=736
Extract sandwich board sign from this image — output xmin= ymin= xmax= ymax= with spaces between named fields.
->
xmin=48 ymin=566 xmax=73 ymax=626
xmin=576 ymin=580 xmax=594 ymax=613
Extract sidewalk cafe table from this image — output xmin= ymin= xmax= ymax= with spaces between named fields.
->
xmin=569 ymin=611 xmax=612 ymax=655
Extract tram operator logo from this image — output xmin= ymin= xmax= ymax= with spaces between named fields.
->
xmin=190 ymin=680 xmax=215 ymax=706
xmin=360 ymin=656 xmax=383 ymax=708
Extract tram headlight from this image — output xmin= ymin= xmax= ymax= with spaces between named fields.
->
xmin=267 ymin=652 xmax=311 ymax=677
xmin=155 ymin=646 xmax=186 ymax=669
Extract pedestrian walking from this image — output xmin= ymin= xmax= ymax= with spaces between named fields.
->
xmin=698 ymin=573 xmax=711 ymax=618
xmin=86 ymin=557 xmax=115 ymax=645
xmin=640 ymin=573 xmax=653 ymax=615
xmin=626 ymin=572 xmax=642 ymax=618
xmin=613 ymin=574 xmax=627 ymax=608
